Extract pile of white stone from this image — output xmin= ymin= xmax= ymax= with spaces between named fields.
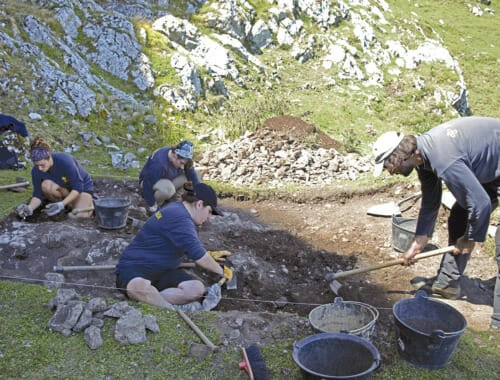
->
xmin=197 ymin=128 xmax=373 ymax=188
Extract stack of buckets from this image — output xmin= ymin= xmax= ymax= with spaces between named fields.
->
xmin=293 ymin=297 xmax=381 ymax=379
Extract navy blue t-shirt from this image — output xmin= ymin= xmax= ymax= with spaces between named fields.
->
xmin=139 ymin=146 xmax=200 ymax=207
xmin=116 ymin=202 xmax=206 ymax=273
xmin=31 ymin=152 xmax=93 ymax=200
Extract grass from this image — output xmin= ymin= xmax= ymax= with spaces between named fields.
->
xmin=0 ymin=281 xmax=499 ymax=379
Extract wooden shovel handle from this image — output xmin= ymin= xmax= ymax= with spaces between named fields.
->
xmin=329 ymin=246 xmax=455 ymax=280
xmin=0 ymin=181 xmax=30 ymax=190
xmin=176 ymin=309 xmax=218 ymax=351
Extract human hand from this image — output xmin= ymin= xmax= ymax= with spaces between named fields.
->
xmin=45 ymin=201 xmax=65 ymax=216
xmin=454 ymin=237 xmax=475 ymax=255
xmin=209 ymin=250 xmax=232 ymax=262
xmin=148 ymin=203 xmax=158 ymax=214
xmin=16 ymin=204 xmax=33 ymax=218
xmin=222 ymin=265 xmax=233 ymax=282
xmin=402 ymin=249 xmax=419 ymax=265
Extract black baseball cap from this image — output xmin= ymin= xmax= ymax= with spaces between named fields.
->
xmin=194 ymin=183 xmax=222 ymax=216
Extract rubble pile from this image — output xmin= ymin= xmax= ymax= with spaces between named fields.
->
xmin=198 ymin=118 xmax=373 ymax=188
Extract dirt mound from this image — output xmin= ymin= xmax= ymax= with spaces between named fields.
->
xmin=259 ymin=115 xmax=342 ymax=150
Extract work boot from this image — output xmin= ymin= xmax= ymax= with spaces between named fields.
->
xmin=410 ymin=276 xmax=435 ymax=291
xmin=431 ymin=280 xmax=461 ymax=300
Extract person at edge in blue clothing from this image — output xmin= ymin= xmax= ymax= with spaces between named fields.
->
xmin=115 ymin=182 xmax=233 ymax=309
xmin=16 ymin=136 xmax=94 ymax=219
xmin=139 ymin=140 xmax=201 ymax=215
xmin=372 ymin=116 xmax=500 ymax=330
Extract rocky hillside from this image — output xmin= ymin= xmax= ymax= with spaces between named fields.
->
xmin=0 ymin=0 xmax=497 ymax=163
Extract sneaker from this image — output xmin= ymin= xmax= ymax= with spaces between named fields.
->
xmin=431 ymin=281 xmax=461 ymax=300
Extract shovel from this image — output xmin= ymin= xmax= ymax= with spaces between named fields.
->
xmin=367 ymin=191 xmax=421 ymax=217
xmin=326 ymin=245 xmax=455 ymax=294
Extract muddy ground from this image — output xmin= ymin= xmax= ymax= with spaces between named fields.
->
xmin=0 ymin=117 xmax=497 ymax=367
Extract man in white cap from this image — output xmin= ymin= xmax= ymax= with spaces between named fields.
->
xmin=139 ymin=140 xmax=201 ymax=214
xmin=372 ymin=116 xmax=500 ymax=330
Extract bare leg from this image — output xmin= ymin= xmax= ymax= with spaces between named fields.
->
xmin=41 ymin=180 xmax=69 ymax=202
xmin=126 ymin=277 xmax=174 ymax=309
xmin=71 ymin=192 xmax=93 ymax=218
xmin=159 ymin=280 xmax=205 ymax=305
xmin=41 ymin=180 xmax=93 ymax=218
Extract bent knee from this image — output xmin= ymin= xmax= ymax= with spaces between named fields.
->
xmin=126 ymin=277 xmax=152 ymax=298
xmin=180 ymin=280 xmax=205 ymax=299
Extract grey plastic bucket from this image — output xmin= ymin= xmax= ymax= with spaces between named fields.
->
xmin=393 ymin=290 xmax=467 ymax=369
xmin=392 ymin=216 xmax=417 ymax=252
xmin=292 ymin=333 xmax=380 ymax=379
xmin=94 ymin=198 xmax=130 ymax=230
xmin=308 ymin=297 xmax=379 ymax=343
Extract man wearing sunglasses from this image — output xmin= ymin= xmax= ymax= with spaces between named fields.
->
xmin=139 ymin=140 xmax=201 ymax=214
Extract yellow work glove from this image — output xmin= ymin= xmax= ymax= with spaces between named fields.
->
xmin=222 ymin=265 xmax=233 ymax=282
xmin=208 ymin=250 xmax=232 ymax=262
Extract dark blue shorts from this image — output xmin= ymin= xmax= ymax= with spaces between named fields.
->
xmin=115 ymin=265 xmax=196 ymax=293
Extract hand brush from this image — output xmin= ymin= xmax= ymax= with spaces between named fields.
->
xmin=239 ymin=343 xmax=269 ymax=380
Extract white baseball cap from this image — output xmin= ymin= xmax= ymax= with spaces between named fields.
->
xmin=372 ymin=131 xmax=404 ymax=177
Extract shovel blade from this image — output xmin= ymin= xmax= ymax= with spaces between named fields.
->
xmin=329 ymin=280 xmax=342 ymax=295
xmin=366 ymin=202 xmax=401 ymax=217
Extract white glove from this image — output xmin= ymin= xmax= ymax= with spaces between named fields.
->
xmin=148 ymin=203 xmax=158 ymax=214
xmin=45 ymin=201 xmax=65 ymax=216
xmin=16 ymin=204 xmax=33 ymax=218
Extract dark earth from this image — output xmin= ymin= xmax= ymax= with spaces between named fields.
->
xmin=0 ymin=116 xmax=497 ymax=364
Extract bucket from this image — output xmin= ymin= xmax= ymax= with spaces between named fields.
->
xmin=292 ymin=333 xmax=380 ymax=379
xmin=308 ymin=297 xmax=379 ymax=342
xmin=393 ymin=290 xmax=466 ymax=369
xmin=94 ymin=198 xmax=130 ymax=230
xmin=392 ymin=216 xmax=416 ymax=252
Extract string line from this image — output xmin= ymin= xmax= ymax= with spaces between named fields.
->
xmin=0 ymin=274 xmax=495 ymax=314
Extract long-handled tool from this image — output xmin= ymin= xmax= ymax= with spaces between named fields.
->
xmin=0 ymin=180 xmax=30 ymax=190
xmin=176 ymin=309 xmax=218 ymax=352
xmin=53 ymin=262 xmax=196 ymax=272
xmin=367 ymin=191 xmax=421 ymax=217
xmin=326 ymin=245 xmax=455 ymax=294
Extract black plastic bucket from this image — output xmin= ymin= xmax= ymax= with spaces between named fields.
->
xmin=393 ymin=290 xmax=466 ymax=369
xmin=94 ymin=198 xmax=130 ymax=230
xmin=292 ymin=333 xmax=380 ymax=379
xmin=308 ymin=297 xmax=379 ymax=342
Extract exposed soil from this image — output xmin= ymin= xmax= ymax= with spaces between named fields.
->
xmin=0 ymin=116 xmax=497 ymax=365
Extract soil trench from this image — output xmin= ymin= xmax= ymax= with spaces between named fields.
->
xmin=0 ymin=177 xmax=496 ymax=357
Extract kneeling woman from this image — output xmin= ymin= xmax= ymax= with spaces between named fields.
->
xmin=16 ymin=136 xmax=94 ymax=219
xmin=115 ymin=182 xmax=228 ymax=309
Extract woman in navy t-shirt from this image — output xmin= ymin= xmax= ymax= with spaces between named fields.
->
xmin=16 ymin=136 xmax=94 ymax=219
